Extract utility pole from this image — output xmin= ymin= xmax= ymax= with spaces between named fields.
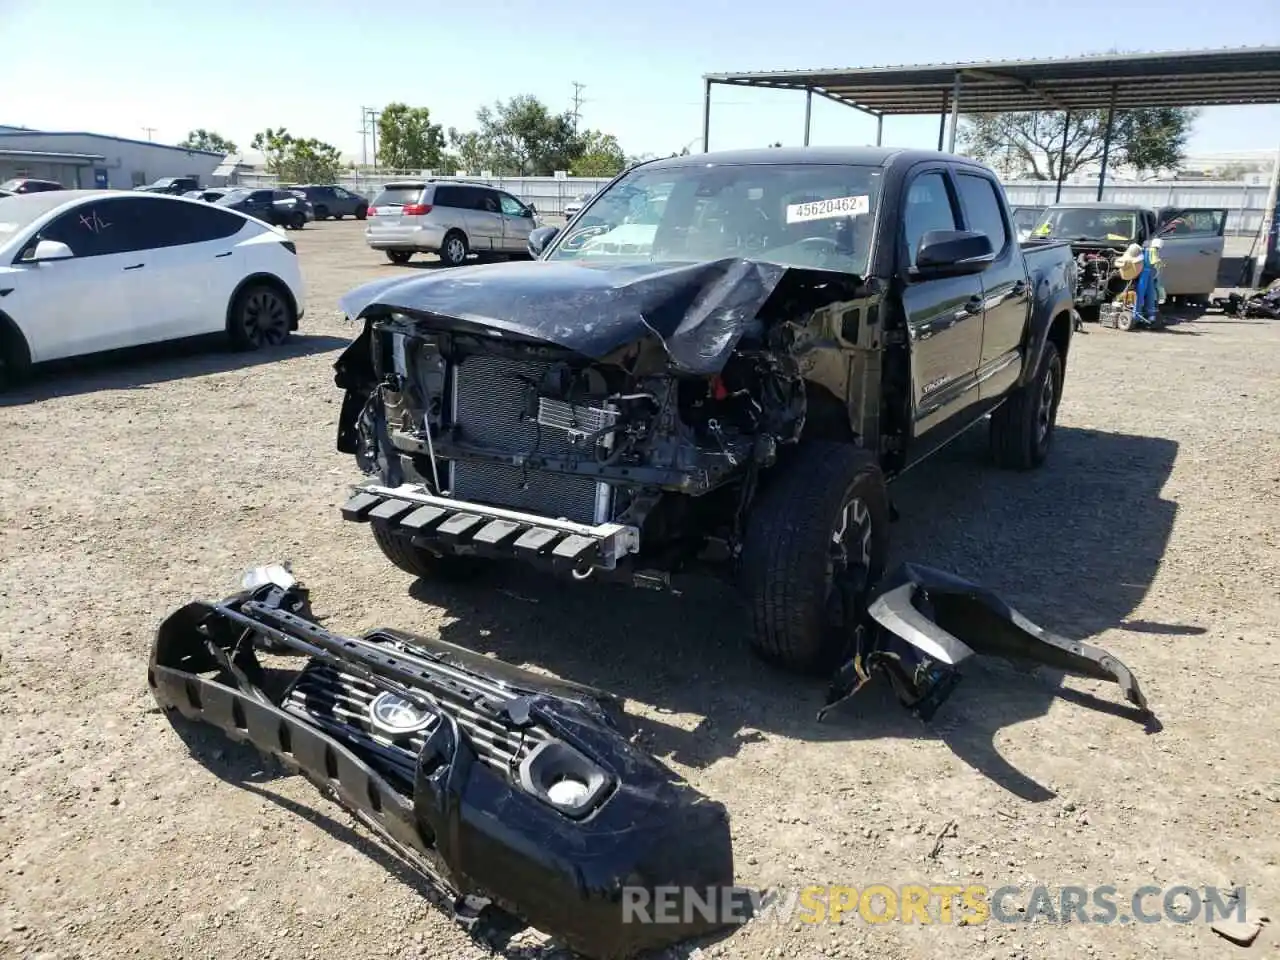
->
xmin=570 ymin=82 xmax=587 ymax=134
xmin=358 ymin=106 xmax=369 ymax=169
xmin=141 ymin=126 xmax=156 ymax=141
xmin=365 ymin=107 xmax=382 ymax=168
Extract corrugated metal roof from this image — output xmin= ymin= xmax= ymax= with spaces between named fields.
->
xmin=0 ymin=148 xmax=105 ymax=164
xmin=705 ymin=47 xmax=1280 ymax=115
xmin=0 ymin=129 xmax=227 ymax=157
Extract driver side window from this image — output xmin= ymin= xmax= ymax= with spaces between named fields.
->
xmin=902 ymin=171 xmax=959 ymax=266
xmin=40 ymin=198 xmax=134 ymax=258
xmin=499 ymin=193 xmax=525 ymax=217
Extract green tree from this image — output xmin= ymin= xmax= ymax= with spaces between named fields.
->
xmin=377 ymin=103 xmax=446 ymax=170
xmin=251 ymin=128 xmax=342 ymax=183
xmin=251 ymin=127 xmax=294 ymax=176
xmin=959 ymin=107 xmax=1197 ymax=181
xmin=181 ymin=129 xmax=237 ymax=154
xmin=474 ymin=95 xmax=583 ymax=175
xmin=444 ymin=127 xmax=493 ymax=174
xmin=571 ymin=130 xmax=626 ymax=177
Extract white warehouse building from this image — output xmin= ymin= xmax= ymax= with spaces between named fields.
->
xmin=0 ymin=126 xmax=225 ymax=190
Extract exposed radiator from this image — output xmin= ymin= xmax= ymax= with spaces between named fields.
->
xmin=449 ymin=354 xmax=612 ymax=525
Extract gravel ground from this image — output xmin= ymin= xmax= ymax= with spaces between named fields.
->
xmin=2 ymin=221 xmax=1278 ymax=960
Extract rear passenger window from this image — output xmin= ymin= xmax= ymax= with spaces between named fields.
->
xmin=478 ymin=191 xmax=500 ymax=213
xmin=902 ymin=172 xmax=958 ymax=266
xmin=955 ymin=173 xmax=1009 ymax=254
xmin=433 ymin=185 xmax=461 ymax=207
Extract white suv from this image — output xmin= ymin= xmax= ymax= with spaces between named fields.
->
xmin=365 ymin=181 xmax=539 ymax=266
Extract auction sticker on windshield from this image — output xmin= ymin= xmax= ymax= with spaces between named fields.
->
xmin=786 ymin=195 xmax=869 ymax=224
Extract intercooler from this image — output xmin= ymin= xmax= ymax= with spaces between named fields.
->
xmin=448 ymin=354 xmax=612 ymax=525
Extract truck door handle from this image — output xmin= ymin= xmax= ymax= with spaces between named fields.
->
xmin=215 ymin=252 xmax=232 ymax=258
xmin=962 ymin=295 xmax=983 ymax=315
xmin=123 ymin=263 xmax=144 ymax=270
xmin=1011 ymin=281 xmax=1027 ymax=296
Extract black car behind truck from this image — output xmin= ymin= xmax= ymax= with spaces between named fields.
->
xmin=285 ymin=183 xmax=369 ymax=220
xmin=333 ymin=146 xmax=1078 ymax=673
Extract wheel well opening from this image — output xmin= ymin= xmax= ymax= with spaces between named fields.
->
xmin=227 ymin=274 xmax=298 ymax=332
xmin=802 ymin=382 xmax=856 ymax=443
xmin=1048 ymin=311 xmax=1072 ymax=365
xmin=0 ymin=311 xmax=32 ymax=368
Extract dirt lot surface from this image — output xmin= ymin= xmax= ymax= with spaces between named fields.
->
xmin=2 ymin=222 xmax=1278 ymax=960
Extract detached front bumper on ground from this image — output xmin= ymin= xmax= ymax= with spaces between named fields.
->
xmin=148 ymin=567 xmax=734 ymax=960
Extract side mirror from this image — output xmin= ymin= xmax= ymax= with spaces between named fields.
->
xmin=911 ymin=229 xmax=994 ymax=279
xmin=24 ymin=239 xmax=74 ymax=263
xmin=527 ymin=225 xmax=560 ymax=258
xmin=526 ymin=203 xmax=537 ymax=216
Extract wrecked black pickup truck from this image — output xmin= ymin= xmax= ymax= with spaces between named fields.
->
xmin=335 ymin=147 xmax=1081 ymax=675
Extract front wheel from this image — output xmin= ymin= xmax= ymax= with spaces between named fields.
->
xmin=370 ymin=522 xmax=484 ymax=581
xmin=989 ymin=341 xmax=1063 ymax=470
xmin=289 ymin=213 xmax=305 ymax=230
xmin=355 ymin=206 xmax=368 ymax=221
xmin=738 ymin=442 xmax=890 ymax=674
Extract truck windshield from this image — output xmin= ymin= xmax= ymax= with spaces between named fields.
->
xmin=545 ymin=162 xmax=884 ymax=276
xmin=1033 ymin=206 xmax=1138 ymax=242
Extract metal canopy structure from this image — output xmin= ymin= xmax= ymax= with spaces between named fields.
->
xmin=701 ymin=47 xmax=1280 ymax=199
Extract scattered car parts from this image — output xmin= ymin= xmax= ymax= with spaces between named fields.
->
xmin=148 ymin=566 xmax=735 ymax=960
xmin=819 ymin=562 xmax=1152 ymax=723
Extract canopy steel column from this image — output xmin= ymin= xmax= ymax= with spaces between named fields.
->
xmin=876 ymin=114 xmax=883 ymax=146
xmin=803 ymin=89 xmax=813 ymax=146
xmin=947 ymin=72 xmax=962 ymax=152
xmin=1096 ymin=85 xmax=1118 ymax=201
xmin=1054 ymin=111 xmax=1072 ymax=202
xmin=937 ymin=92 xmax=948 ymax=150
xmin=701 ymin=78 xmax=712 ymax=152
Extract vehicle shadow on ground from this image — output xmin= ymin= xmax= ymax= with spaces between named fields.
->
xmin=0 ymin=333 xmax=348 ymax=406
xmin=404 ymin=424 xmax=1180 ymax=802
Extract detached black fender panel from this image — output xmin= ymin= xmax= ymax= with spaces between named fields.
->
xmin=148 ymin=569 xmax=734 ymax=960
xmin=821 ymin=562 xmax=1150 ymax=722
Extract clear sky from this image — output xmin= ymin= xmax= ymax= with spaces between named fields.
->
xmin=1 ymin=0 xmax=1277 ymax=161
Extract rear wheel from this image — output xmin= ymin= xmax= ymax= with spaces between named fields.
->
xmin=228 ymin=283 xmax=294 ymax=351
xmin=370 ymin=521 xmax=484 ymax=581
xmin=738 ymin=442 xmax=890 ymax=674
xmin=439 ymin=231 xmax=468 ymax=267
xmin=355 ymin=205 xmax=368 ymax=221
xmin=990 ymin=340 xmax=1063 ymax=469
xmin=289 ymin=212 xmax=305 ymax=230
xmin=314 ymin=204 xmax=329 ymax=220
xmin=386 ymin=250 xmax=413 ymax=265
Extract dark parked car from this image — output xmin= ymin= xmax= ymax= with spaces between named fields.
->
xmin=216 ymin=187 xmax=313 ymax=229
xmin=183 ymin=188 xmax=232 ymax=203
xmin=334 ymin=146 xmax=1079 ymax=674
xmin=137 ymin=176 xmax=202 ymax=195
xmin=0 ymin=178 xmax=64 ymax=194
xmin=285 ymin=184 xmax=368 ymax=220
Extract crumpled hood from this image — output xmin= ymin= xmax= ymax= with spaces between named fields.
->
xmin=339 ymin=257 xmax=788 ymax=374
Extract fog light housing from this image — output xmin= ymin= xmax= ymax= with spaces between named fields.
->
xmin=518 ymin=739 xmax=612 ymax=818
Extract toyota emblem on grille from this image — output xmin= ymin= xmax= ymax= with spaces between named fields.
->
xmin=368 ymin=691 xmax=434 ymax=735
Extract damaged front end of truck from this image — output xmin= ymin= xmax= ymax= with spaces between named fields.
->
xmin=332 ymin=256 xmax=883 ymax=586
xmin=148 ymin=566 xmax=736 ymax=960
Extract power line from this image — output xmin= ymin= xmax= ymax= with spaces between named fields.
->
xmin=141 ymin=126 xmax=156 ymax=141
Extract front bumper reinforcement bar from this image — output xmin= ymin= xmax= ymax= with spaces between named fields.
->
xmin=341 ymin=481 xmax=641 ymax=573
